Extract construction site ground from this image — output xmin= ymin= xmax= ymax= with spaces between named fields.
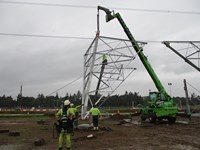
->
xmin=0 ymin=114 xmax=200 ymax=150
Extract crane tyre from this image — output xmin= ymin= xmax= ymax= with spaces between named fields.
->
xmin=168 ymin=117 xmax=176 ymax=124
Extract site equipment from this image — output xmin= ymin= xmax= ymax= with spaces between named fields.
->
xmin=98 ymin=6 xmax=178 ymax=123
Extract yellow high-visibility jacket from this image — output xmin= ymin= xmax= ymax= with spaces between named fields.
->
xmin=89 ymin=107 xmax=101 ymax=116
xmin=56 ymin=107 xmax=75 ymax=120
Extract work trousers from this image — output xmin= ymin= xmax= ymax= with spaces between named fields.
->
xmin=92 ymin=115 xmax=99 ymax=129
xmin=58 ymin=129 xmax=71 ymax=150
xmin=73 ymin=118 xmax=78 ymax=129
xmin=58 ymin=119 xmax=73 ymax=150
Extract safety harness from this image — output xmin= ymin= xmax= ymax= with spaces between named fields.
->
xmin=60 ymin=107 xmax=70 ymax=130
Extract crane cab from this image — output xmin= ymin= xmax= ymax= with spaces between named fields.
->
xmin=140 ymin=91 xmax=177 ymax=123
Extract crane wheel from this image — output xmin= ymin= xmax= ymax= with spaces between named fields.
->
xmin=141 ymin=115 xmax=146 ymax=122
xmin=168 ymin=117 xmax=176 ymax=124
xmin=148 ymin=112 xmax=157 ymax=123
xmin=149 ymin=116 xmax=156 ymax=123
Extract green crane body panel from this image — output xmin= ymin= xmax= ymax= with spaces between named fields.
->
xmin=98 ymin=6 xmax=178 ymax=122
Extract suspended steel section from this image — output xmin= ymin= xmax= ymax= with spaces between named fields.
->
xmin=163 ymin=41 xmax=200 ymax=72
xmin=81 ymin=35 xmax=146 ymax=119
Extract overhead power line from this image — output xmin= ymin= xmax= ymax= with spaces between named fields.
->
xmin=0 ymin=32 xmax=93 ymax=40
xmin=1 ymin=32 xmax=198 ymax=44
xmin=47 ymin=74 xmax=83 ymax=96
xmin=113 ymin=7 xmax=200 ymax=15
xmin=0 ymin=0 xmax=94 ymax=8
xmin=186 ymin=81 xmax=200 ymax=94
xmin=0 ymin=0 xmax=200 ymax=15
xmin=1 ymin=32 xmax=200 ymax=45
xmin=0 ymin=32 xmax=169 ymax=43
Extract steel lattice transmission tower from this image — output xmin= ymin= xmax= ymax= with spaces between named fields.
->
xmin=163 ymin=41 xmax=200 ymax=72
xmin=81 ymin=33 xmax=146 ymax=119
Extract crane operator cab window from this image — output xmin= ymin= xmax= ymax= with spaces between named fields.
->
xmin=149 ymin=92 xmax=166 ymax=105
xmin=149 ymin=92 xmax=157 ymax=101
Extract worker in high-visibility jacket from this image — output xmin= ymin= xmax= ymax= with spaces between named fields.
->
xmin=70 ymin=103 xmax=83 ymax=130
xmin=102 ymin=54 xmax=108 ymax=65
xmin=89 ymin=105 xmax=101 ymax=130
xmin=56 ymin=100 xmax=75 ymax=150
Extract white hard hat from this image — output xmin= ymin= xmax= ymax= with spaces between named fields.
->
xmin=64 ymin=100 xmax=71 ymax=106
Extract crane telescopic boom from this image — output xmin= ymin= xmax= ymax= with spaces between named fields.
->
xmin=98 ymin=6 xmax=168 ymax=98
xmin=98 ymin=6 xmax=177 ymax=123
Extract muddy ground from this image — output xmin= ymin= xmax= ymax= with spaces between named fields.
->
xmin=0 ymin=115 xmax=200 ymax=150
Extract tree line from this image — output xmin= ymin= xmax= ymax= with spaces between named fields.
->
xmin=0 ymin=90 xmax=199 ymax=109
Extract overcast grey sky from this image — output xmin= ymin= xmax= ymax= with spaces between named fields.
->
xmin=0 ymin=0 xmax=199 ymax=99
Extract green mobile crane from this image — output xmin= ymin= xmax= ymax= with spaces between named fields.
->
xmin=98 ymin=6 xmax=178 ymax=123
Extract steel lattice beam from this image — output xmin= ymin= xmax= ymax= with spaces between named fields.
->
xmin=163 ymin=41 xmax=200 ymax=72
